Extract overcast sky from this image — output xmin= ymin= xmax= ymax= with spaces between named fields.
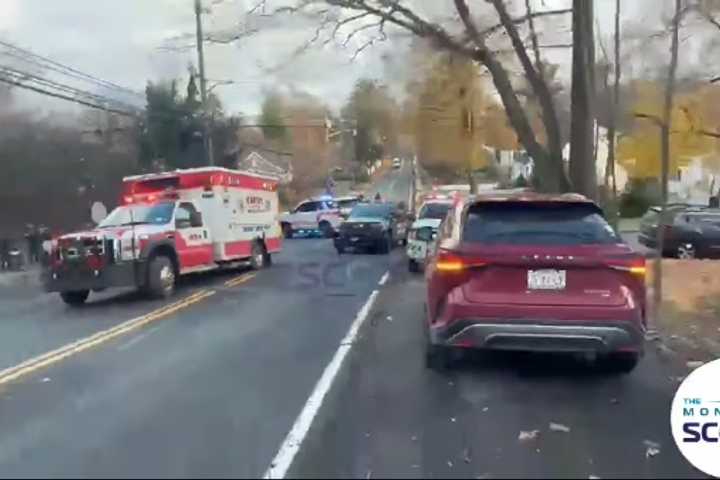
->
xmin=0 ymin=0 xmax=676 ymax=118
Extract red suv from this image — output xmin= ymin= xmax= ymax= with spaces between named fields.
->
xmin=424 ymin=193 xmax=646 ymax=373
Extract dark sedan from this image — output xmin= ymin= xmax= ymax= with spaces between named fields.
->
xmin=639 ymin=205 xmax=720 ymax=258
xmin=334 ymin=202 xmax=410 ymax=254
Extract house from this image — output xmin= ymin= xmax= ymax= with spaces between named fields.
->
xmin=561 ymin=125 xmax=630 ymax=192
xmin=669 ymin=156 xmax=717 ymax=205
xmin=232 ymin=149 xmax=293 ymax=184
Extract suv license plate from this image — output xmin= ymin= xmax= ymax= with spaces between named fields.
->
xmin=528 ymin=269 xmax=566 ymax=290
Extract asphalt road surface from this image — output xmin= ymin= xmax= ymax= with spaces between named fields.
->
xmin=0 ymin=164 xmax=702 ymax=478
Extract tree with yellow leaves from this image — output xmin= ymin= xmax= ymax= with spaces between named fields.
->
xmin=406 ymin=50 xmax=516 ymax=179
xmin=617 ymin=81 xmax=715 ymax=179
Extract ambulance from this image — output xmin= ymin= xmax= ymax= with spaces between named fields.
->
xmin=43 ymin=167 xmax=281 ymax=305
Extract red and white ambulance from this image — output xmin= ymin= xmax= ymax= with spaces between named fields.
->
xmin=44 ymin=167 xmax=281 ymax=305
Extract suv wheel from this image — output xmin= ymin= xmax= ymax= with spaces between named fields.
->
xmin=377 ymin=233 xmax=392 ymax=254
xmin=319 ymin=221 xmax=334 ymax=238
xmin=677 ymin=242 xmax=697 ymax=259
xmin=408 ymin=259 xmax=419 ymax=273
xmin=282 ymin=223 xmax=293 ymax=239
xmin=60 ymin=290 xmax=90 ymax=306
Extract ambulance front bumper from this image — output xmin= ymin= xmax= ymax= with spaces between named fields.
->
xmin=43 ymin=261 xmax=145 ymax=292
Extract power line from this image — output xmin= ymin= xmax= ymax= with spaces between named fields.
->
xmin=0 ymin=75 xmax=137 ymax=116
xmin=0 ymin=38 xmax=143 ymax=99
xmin=0 ymin=65 xmax=142 ymax=111
xmin=0 ymin=65 xmax=140 ymax=113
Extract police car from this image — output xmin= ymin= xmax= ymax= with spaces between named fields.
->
xmin=406 ymin=197 xmax=454 ymax=272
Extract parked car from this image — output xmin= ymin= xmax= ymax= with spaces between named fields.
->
xmin=639 ymin=204 xmax=720 ymax=258
xmin=279 ymin=196 xmax=343 ymax=238
xmin=334 ymin=202 xmax=411 ymax=254
xmin=424 ymin=193 xmax=647 ymax=373
xmin=407 ymin=199 xmax=453 ymax=272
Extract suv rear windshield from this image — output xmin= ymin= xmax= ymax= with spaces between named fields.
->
xmin=463 ymin=202 xmax=621 ymax=245
xmin=350 ymin=204 xmax=393 ymax=219
xmin=419 ymin=202 xmax=451 ymax=220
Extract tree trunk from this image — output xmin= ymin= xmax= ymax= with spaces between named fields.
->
xmin=653 ymin=0 xmax=682 ymax=324
xmin=609 ymin=0 xmax=621 ymax=199
xmin=569 ymin=0 xmax=597 ymax=200
xmin=475 ymin=50 xmax=562 ymax=193
xmin=490 ymin=0 xmax=569 ymax=192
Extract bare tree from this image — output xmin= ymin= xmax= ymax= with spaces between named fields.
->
xmin=274 ymin=0 xmax=573 ymax=193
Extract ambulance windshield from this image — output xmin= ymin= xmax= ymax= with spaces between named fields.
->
xmin=99 ymin=202 xmax=175 ymax=228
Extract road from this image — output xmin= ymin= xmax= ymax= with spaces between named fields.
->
xmin=0 ymin=162 xmax=701 ymax=478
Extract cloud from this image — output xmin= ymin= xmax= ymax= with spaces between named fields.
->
xmin=0 ymin=0 xmax=396 ymax=117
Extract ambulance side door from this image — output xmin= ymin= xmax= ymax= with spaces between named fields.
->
xmin=174 ymin=202 xmax=214 ymax=270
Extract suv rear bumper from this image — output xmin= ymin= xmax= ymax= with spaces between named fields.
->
xmin=430 ymin=319 xmax=644 ymax=354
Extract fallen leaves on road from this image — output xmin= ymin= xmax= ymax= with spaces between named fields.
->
xmin=386 ymin=315 xmax=393 ymax=323
xmin=482 ymin=407 xmax=489 ymax=412
xmin=644 ymin=440 xmax=661 ymax=458
xmin=463 ymin=448 xmax=472 ymax=464
xmin=40 ymin=377 xmax=51 ymax=383
xmin=447 ymin=460 xmax=454 ymax=468
xmin=450 ymin=417 xmax=457 ymax=423
xmin=518 ymin=430 xmax=540 ymax=442
xmin=686 ymin=360 xmax=704 ymax=370
xmin=549 ymin=422 xmax=571 ymax=433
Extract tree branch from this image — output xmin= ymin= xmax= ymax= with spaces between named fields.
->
xmin=524 ymin=0 xmax=544 ymax=79
xmin=479 ymin=8 xmax=572 ymax=38
xmin=489 ymin=0 xmax=564 ymax=170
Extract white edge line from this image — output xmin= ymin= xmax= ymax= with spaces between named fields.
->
xmin=263 ymin=289 xmax=380 ymax=479
xmin=378 ymin=271 xmax=390 ymax=286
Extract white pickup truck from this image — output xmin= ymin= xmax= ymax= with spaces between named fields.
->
xmin=279 ymin=196 xmax=344 ymax=238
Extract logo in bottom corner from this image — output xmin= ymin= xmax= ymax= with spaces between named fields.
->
xmin=671 ymin=359 xmax=720 ymax=477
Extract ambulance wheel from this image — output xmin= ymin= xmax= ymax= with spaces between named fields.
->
xmin=60 ymin=290 xmax=89 ymax=306
xmin=319 ymin=221 xmax=334 ymax=238
xmin=250 ymin=242 xmax=266 ymax=270
xmin=282 ymin=223 xmax=293 ymax=239
xmin=146 ymin=255 xmax=175 ymax=299
xmin=263 ymin=249 xmax=273 ymax=267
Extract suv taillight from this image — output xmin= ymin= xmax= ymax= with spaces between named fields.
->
xmin=435 ymin=250 xmax=487 ymax=273
xmin=607 ymin=257 xmax=646 ymax=279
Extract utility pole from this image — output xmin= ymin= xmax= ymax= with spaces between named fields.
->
xmin=569 ymin=0 xmax=597 ymax=199
xmin=194 ymin=0 xmax=214 ymax=166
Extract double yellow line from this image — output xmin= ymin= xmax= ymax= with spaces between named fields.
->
xmin=0 ymin=289 xmax=214 ymax=387
xmin=224 ymin=273 xmax=256 ymax=288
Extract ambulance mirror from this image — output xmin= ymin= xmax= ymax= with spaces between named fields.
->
xmin=90 ymin=201 xmax=108 ymax=225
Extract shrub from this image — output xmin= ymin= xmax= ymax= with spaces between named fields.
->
xmin=619 ymin=178 xmax=661 ymax=218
